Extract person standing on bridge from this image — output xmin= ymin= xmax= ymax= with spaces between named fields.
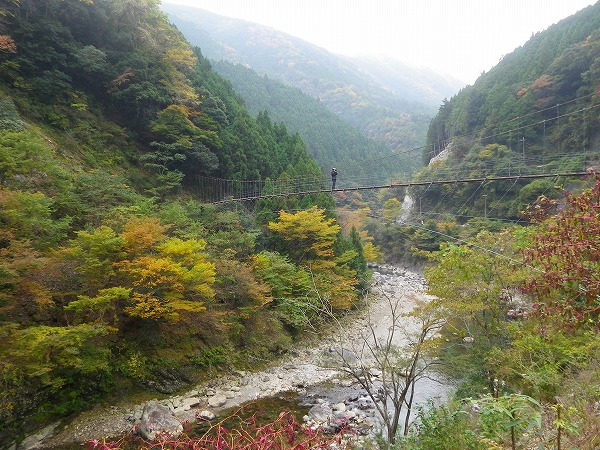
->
xmin=331 ymin=167 xmax=338 ymax=190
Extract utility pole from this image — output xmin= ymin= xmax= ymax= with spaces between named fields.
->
xmin=483 ymin=194 xmax=487 ymax=218
xmin=520 ymin=137 xmax=525 ymax=161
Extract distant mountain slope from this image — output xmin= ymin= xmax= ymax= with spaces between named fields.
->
xmin=348 ymin=55 xmax=464 ymax=106
xmin=161 ymin=3 xmax=458 ymax=171
xmin=211 ymin=60 xmax=420 ymax=178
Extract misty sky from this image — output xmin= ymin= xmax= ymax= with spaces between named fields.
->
xmin=163 ymin=0 xmax=596 ymax=84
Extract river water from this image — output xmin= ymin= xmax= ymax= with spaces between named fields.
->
xmin=40 ymin=266 xmax=452 ymax=448
xmin=193 ymin=265 xmax=452 ymax=439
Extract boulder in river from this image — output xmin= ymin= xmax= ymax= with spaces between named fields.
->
xmin=308 ymin=403 xmax=333 ymax=422
xmin=208 ymin=394 xmax=227 ymax=408
xmin=138 ymin=401 xmax=183 ymax=440
xmin=322 ymin=346 xmax=358 ymax=367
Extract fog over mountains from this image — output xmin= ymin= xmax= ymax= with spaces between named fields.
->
xmin=162 ymin=3 xmax=465 ymax=175
xmin=162 ymin=4 xmax=464 ymax=106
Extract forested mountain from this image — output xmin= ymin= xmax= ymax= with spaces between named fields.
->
xmin=3 ymin=1 xmax=600 ymax=448
xmin=161 ymin=3 xmax=455 ymax=178
xmin=210 ymin=60 xmax=416 ymax=178
xmin=365 ymin=6 xmax=600 ymax=447
xmin=0 ymin=0 xmax=373 ymax=444
xmin=410 ymin=2 xmax=600 ymax=220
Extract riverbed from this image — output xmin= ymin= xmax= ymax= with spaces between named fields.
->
xmin=37 ymin=265 xmax=451 ymax=448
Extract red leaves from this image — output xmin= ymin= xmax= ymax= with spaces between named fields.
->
xmin=0 ymin=35 xmax=17 ymax=53
xmin=87 ymin=438 xmax=120 ymax=450
xmin=522 ymin=173 xmax=600 ymax=328
xmin=86 ymin=410 xmax=354 ymax=449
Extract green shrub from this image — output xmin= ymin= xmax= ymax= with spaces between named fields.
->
xmin=0 ymin=98 xmax=25 ymax=131
xmin=397 ymin=400 xmax=485 ymax=450
xmin=190 ymin=346 xmax=227 ymax=368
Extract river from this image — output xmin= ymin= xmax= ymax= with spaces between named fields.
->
xmin=37 ymin=265 xmax=451 ymax=448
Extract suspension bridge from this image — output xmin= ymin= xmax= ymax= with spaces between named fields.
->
xmin=197 ymin=93 xmax=600 ymax=204
xmin=196 ymin=152 xmax=599 ymax=268
xmin=198 ymin=153 xmax=594 ymax=204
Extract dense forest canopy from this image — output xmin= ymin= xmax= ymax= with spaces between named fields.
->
xmin=0 ymin=0 xmax=374 ymax=444
xmin=2 ymin=0 xmax=600 ymax=448
xmin=0 ymin=0 xmax=327 ymax=185
xmin=411 ymin=2 xmax=600 ymax=221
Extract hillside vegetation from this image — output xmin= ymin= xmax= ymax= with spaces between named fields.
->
xmin=363 ymin=4 xmax=600 ymax=448
xmin=161 ymin=3 xmax=443 ymax=179
xmin=0 ymin=0 xmax=374 ymax=444
xmin=410 ymin=2 xmax=600 ymax=221
xmin=2 ymin=1 xmax=600 ymax=449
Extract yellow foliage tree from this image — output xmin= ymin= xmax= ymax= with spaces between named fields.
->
xmin=267 ymin=207 xmax=358 ymax=309
xmin=59 ymin=226 xmax=126 ymax=291
xmin=0 ymin=237 xmax=53 ymax=312
xmin=359 ymin=230 xmax=384 ymax=262
xmin=336 ymin=206 xmax=370 ymax=234
xmin=383 ymin=197 xmax=402 ymax=222
xmin=121 ymin=216 xmax=170 ymax=254
xmin=267 ymin=207 xmax=340 ymax=272
xmin=116 ymin=237 xmax=215 ymax=321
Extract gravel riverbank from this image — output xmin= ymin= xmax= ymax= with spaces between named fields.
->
xmin=29 ymin=265 xmax=449 ymax=449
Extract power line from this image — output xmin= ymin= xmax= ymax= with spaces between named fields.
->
xmin=207 ymin=171 xmax=589 ymax=204
xmin=398 ymin=219 xmax=543 ymax=273
xmin=210 ymin=171 xmax=597 ymax=275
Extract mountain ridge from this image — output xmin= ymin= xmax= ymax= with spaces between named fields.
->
xmin=161 ymin=3 xmax=462 ymax=166
xmin=161 ymin=3 xmax=463 ymax=104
